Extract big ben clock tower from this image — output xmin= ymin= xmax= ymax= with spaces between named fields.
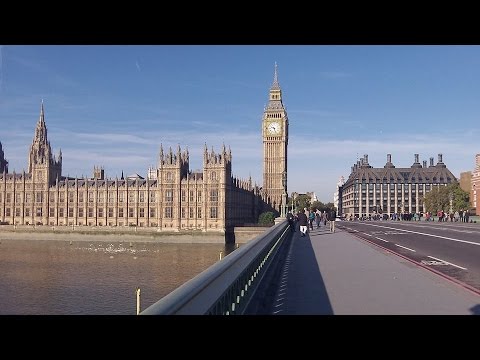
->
xmin=262 ymin=63 xmax=289 ymax=214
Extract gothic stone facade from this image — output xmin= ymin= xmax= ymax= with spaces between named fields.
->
xmin=0 ymin=104 xmax=263 ymax=231
xmin=341 ymin=153 xmax=457 ymax=218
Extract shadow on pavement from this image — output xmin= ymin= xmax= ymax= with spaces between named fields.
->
xmin=279 ymin=229 xmax=333 ymax=314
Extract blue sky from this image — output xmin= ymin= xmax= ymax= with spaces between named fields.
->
xmin=0 ymin=45 xmax=479 ymax=203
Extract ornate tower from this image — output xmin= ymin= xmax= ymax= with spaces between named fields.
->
xmin=0 ymin=141 xmax=8 ymax=173
xmin=157 ymin=144 xmax=190 ymax=230
xmin=203 ymin=143 xmax=232 ymax=231
xmin=28 ymin=101 xmax=62 ymax=185
xmin=262 ymin=63 xmax=289 ymax=213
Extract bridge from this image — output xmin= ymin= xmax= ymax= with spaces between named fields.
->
xmin=141 ymin=220 xmax=480 ymax=315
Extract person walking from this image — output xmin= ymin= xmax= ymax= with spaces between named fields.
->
xmin=287 ymin=210 xmax=295 ymax=233
xmin=308 ymin=211 xmax=315 ymax=230
xmin=329 ymin=208 xmax=337 ymax=233
xmin=315 ymin=210 xmax=321 ymax=229
xmin=297 ymin=210 xmax=308 ymax=237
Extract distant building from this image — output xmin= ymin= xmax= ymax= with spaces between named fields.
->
xmin=341 ymin=153 xmax=457 ymax=218
xmin=0 ymin=65 xmax=289 ymax=229
xmin=333 ymin=176 xmax=345 ymax=212
xmin=459 ymin=171 xmax=472 ymax=209
xmin=472 ymin=154 xmax=480 ymax=215
xmin=459 ymin=171 xmax=472 ymax=193
xmin=0 ymin=103 xmax=265 ymax=231
xmin=290 ymin=191 xmax=319 ymax=212
xmin=307 ymin=192 xmax=318 ymax=203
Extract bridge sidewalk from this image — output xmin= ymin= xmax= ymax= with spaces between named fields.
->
xmin=272 ymin=224 xmax=480 ymax=315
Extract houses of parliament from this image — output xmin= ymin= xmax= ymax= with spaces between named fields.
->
xmin=0 ymin=65 xmax=289 ymax=231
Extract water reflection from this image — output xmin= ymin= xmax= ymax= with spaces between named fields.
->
xmin=0 ymin=239 xmax=239 ymax=315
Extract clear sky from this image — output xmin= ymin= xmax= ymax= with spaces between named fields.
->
xmin=0 ymin=45 xmax=479 ymax=203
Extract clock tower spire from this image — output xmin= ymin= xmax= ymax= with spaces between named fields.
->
xmin=262 ymin=63 xmax=289 ymax=215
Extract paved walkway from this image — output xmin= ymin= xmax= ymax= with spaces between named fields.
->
xmin=272 ymin=224 xmax=480 ymax=315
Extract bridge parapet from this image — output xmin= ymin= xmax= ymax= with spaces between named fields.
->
xmin=141 ymin=220 xmax=290 ymax=315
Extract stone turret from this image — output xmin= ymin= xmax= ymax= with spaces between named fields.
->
xmin=28 ymin=101 xmax=62 ymax=185
xmin=0 ymin=141 xmax=8 ymax=173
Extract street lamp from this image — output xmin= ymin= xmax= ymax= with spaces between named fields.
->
xmin=281 ymin=171 xmax=287 ymax=218
xmin=292 ymin=193 xmax=297 ymax=214
xmin=449 ymin=192 xmax=453 ymax=214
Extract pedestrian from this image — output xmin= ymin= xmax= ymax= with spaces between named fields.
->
xmin=308 ymin=211 xmax=315 ymax=230
xmin=329 ymin=208 xmax=337 ymax=233
xmin=315 ymin=210 xmax=321 ymax=229
xmin=297 ymin=210 xmax=308 ymax=237
xmin=286 ymin=210 xmax=295 ymax=233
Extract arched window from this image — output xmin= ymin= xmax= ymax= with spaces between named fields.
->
xmin=166 ymin=172 xmax=172 ymax=181
xmin=211 ymin=171 xmax=216 ymax=181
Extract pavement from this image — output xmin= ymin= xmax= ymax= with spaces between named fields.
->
xmin=272 ymin=223 xmax=480 ymax=315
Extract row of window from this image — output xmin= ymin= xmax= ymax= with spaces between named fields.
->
xmin=360 ymin=184 xmax=433 ymax=190
xmin=0 ymin=189 xmax=221 ymax=204
xmin=357 ymin=177 xmax=450 ymax=184
xmin=3 ymin=207 xmax=219 ymax=219
xmin=163 ymin=171 xmax=218 ymax=181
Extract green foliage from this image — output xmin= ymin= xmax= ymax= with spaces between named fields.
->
xmin=310 ymin=201 xmax=323 ymax=212
xmin=424 ymin=186 xmax=446 ymax=213
xmin=311 ymin=201 xmax=335 ymax=213
xmin=294 ymin=194 xmax=311 ymax=212
xmin=258 ymin=211 xmax=276 ymax=225
xmin=423 ymin=182 xmax=470 ymax=213
xmin=451 ymin=183 xmax=470 ymax=211
xmin=325 ymin=202 xmax=335 ymax=212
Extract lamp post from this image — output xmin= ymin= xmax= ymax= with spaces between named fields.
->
xmin=281 ymin=171 xmax=287 ymax=218
xmin=449 ymin=192 xmax=453 ymax=214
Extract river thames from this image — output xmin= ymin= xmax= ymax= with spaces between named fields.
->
xmin=0 ymin=239 xmax=235 ymax=315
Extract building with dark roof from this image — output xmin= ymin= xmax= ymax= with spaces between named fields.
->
xmin=341 ymin=153 xmax=457 ymax=218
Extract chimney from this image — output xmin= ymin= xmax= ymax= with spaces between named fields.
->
xmin=423 ymin=160 xmax=427 ymax=168
xmin=476 ymin=154 xmax=480 ymax=170
xmin=387 ymin=154 xmax=392 ymax=163
xmin=414 ymin=154 xmax=419 ymax=163
xmin=438 ymin=153 xmax=443 ymax=163
xmin=364 ymin=154 xmax=368 ymax=164
xmin=430 ymin=157 xmax=434 ymax=167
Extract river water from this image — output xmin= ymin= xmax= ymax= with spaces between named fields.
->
xmin=0 ymin=239 xmax=235 ymax=315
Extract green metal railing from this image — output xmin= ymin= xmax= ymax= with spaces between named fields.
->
xmin=141 ymin=220 xmax=290 ymax=315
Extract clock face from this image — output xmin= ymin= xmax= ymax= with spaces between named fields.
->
xmin=267 ymin=122 xmax=281 ymax=135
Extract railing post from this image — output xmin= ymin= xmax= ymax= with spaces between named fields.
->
xmin=136 ymin=287 xmax=141 ymax=315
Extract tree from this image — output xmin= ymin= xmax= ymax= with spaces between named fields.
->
xmin=423 ymin=182 xmax=469 ymax=213
xmin=451 ymin=183 xmax=470 ymax=212
xmin=258 ymin=211 xmax=276 ymax=225
xmin=311 ymin=201 xmax=324 ymax=212
xmin=294 ymin=194 xmax=311 ymax=213
xmin=424 ymin=186 xmax=448 ymax=213
xmin=325 ymin=202 xmax=335 ymax=211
